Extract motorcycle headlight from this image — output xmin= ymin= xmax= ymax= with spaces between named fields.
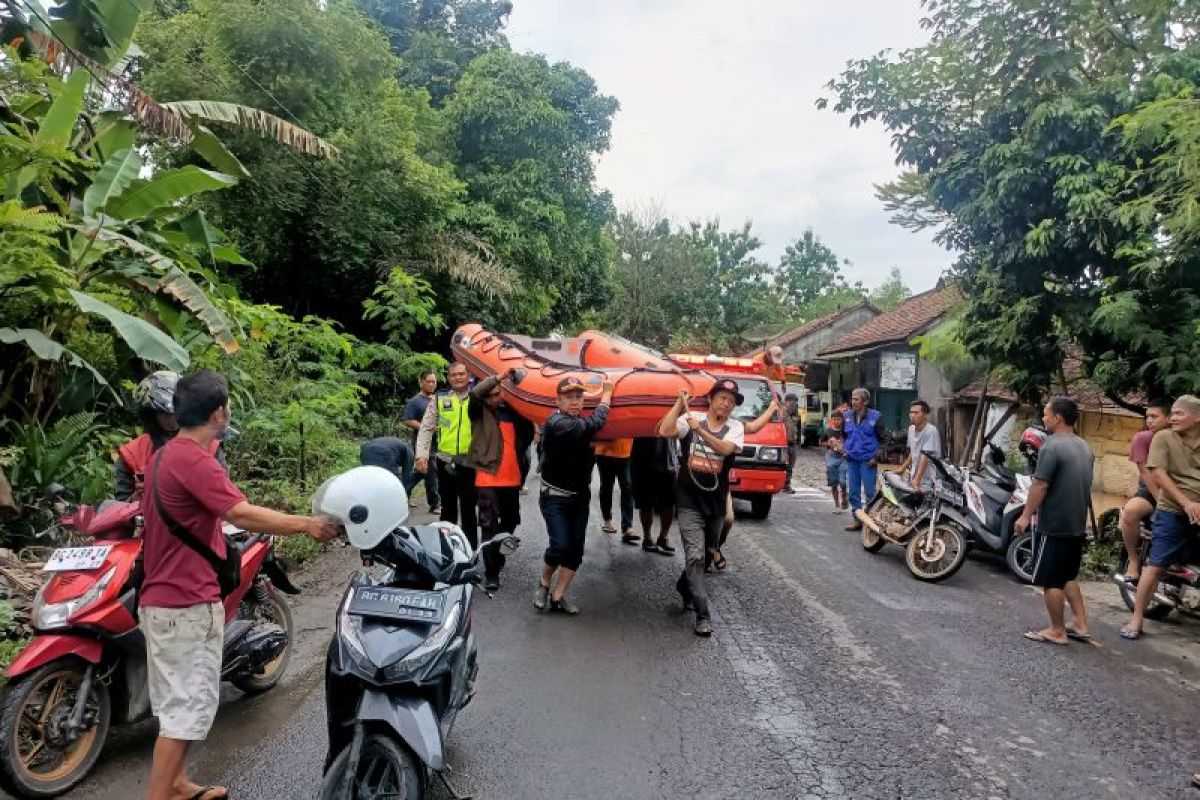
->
xmin=33 ymin=567 xmax=117 ymax=631
xmin=337 ymin=589 xmax=370 ymax=663
xmin=385 ymin=601 xmax=462 ymax=680
xmin=758 ymin=447 xmax=784 ymax=462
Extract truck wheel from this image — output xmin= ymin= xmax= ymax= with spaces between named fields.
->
xmin=749 ymin=495 xmax=772 ymax=519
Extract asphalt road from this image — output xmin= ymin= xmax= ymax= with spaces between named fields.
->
xmin=38 ymin=457 xmax=1200 ymax=800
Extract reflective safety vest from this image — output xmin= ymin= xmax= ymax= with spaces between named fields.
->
xmin=436 ymin=392 xmax=472 ymax=457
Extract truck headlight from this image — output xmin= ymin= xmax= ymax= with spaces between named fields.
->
xmin=758 ymin=447 xmax=784 ymax=462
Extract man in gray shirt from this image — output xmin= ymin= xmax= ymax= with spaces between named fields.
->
xmin=1016 ymin=397 xmax=1095 ymax=646
xmin=899 ymin=400 xmax=941 ymax=491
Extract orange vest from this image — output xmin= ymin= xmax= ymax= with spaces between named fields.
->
xmin=117 ymin=433 xmax=220 ymax=474
xmin=476 ymin=422 xmax=522 ymax=488
xmin=594 ymin=438 xmax=633 ymax=459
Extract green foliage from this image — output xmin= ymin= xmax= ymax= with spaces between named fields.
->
xmin=910 ymin=315 xmax=985 ymax=391
xmin=363 ymin=268 xmax=444 ymax=347
xmin=823 ymin=0 xmax=1200 ymax=405
xmin=869 ymin=267 xmax=911 ymax=312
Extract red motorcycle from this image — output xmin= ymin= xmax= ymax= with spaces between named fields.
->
xmin=0 ymin=494 xmax=300 ymax=798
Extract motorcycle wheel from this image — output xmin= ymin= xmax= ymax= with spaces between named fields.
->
xmin=905 ymin=523 xmax=968 ymax=582
xmin=859 ymin=501 xmax=886 ymax=552
xmin=1116 ymin=550 xmax=1173 ymax=620
xmin=320 ymin=734 xmax=423 ymax=800
xmin=231 ymin=591 xmax=294 ymax=694
xmin=0 ymin=659 xmax=111 ymax=799
xmin=1005 ymin=535 xmax=1035 ymax=584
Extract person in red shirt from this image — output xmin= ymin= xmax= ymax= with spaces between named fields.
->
xmin=467 ymin=370 xmax=534 ymax=591
xmin=1118 ymin=399 xmax=1172 ymax=584
xmin=141 ymin=370 xmax=336 ymax=800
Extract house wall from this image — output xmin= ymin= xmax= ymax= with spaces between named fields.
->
xmin=778 ymin=305 xmax=879 ymax=364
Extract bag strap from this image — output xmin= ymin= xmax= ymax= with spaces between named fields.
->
xmin=150 ymin=449 xmax=227 ymax=575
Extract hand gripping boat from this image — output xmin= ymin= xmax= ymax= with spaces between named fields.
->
xmin=450 ymin=323 xmax=717 ymax=439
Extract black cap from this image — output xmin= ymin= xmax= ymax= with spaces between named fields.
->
xmin=708 ymin=379 xmax=744 ymax=405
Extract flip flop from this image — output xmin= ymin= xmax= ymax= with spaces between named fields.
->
xmin=655 ymin=538 xmax=676 ymax=555
xmin=1023 ymin=630 xmax=1068 ymax=646
xmin=188 ymin=787 xmax=229 ymax=800
xmin=712 ymin=550 xmax=728 ymax=571
xmin=1119 ymin=625 xmax=1143 ymax=640
xmin=621 ymin=531 xmax=641 ymax=545
xmin=601 ymin=522 xmax=617 ymax=534
xmin=1065 ymin=627 xmax=1093 ymax=643
xmin=1191 ymin=772 xmax=1200 ymax=788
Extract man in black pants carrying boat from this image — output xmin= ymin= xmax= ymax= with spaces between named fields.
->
xmin=658 ymin=379 xmax=746 ymax=637
xmin=534 ymin=377 xmax=613 ymax=614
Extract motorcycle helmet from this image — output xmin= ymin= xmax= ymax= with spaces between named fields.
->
xmin=1018 ymin=425 xmax=1048 ymax=461
xmin=133 ymin=370 xmax=179 ymax=414
xmin=311 ymin=466 xmax=409 ymax=549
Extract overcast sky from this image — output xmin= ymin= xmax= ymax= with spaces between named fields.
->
xmin=506 ymin=0 xmax=952 ymax=293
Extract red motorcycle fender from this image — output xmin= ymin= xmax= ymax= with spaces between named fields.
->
xmin=4 ymin=634 xmax=102 ymax=679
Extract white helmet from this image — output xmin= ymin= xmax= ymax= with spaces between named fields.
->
xmin=311 ymin=466 xmax=408 ymax=549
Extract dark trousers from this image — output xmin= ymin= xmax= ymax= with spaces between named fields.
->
xmin=675 ymin=505 xmax=723 ymax=621
xmin=540 ymin=490 xmax=590 ymax=571
xmin=596 ymin=455 xmax=633 ymax=531
xmin=404 ymin=457 xmax=440 ymax=510
xmin=437 ymin=459 xmax=478 ymax=547
xmin=477 ymin=486 xmax=520 ymax=579
xmin=785 ymin=444 xmax=797 ymax=484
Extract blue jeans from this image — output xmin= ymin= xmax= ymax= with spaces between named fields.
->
xmin=1148 ymin=510 xmax=1197 ymax=568
xmin=540 ymin=490 xmax=590 ymax=570
xmin=846 ymin=459 xmax=877 ymax=511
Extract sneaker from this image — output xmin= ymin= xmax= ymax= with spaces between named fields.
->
xmin=693 ymin=619 xmax=713 ymax=637
xmin=484 ymin=576 xmax=500 ymax=592
xmin=532 ymin=584 xmax=549 ymax=610
xmin=549 ymin=597 xmax=580 ymax=615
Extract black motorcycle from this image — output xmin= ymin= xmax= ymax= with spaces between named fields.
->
xmin=320 ymin=522 xmax=519 ymax=800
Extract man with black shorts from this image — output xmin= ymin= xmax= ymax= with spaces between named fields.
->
xmin=1117 ymin=399 xmax=1171 ymax=584
xmin=1015 ymin=396 xmax=1094 ymax=646
xmin=630 ymin=436 xmax=678 ymax=555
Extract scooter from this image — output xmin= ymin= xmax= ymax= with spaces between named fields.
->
xmin=0 ymin=491 xmax=299 ymax=799
xmin=320 ymin=523 xmax=519 ymax=800
xmin=922 ymin=446 xmax=1039 ymax=583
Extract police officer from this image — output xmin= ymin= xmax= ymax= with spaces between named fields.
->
xmin=416 ymin=362 xmax=478 ymax=546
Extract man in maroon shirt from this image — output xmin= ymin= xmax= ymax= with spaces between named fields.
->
xmin=1118 ymin=399 xmax=1172 ymax=584
xmin=141 ymin=371 xmax=336 ymax=800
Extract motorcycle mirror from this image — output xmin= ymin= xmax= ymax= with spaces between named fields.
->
xmin=485 ymin=534 xmax=521 ymax=555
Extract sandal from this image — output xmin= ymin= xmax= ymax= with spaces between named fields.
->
xmin=655 ymin=537 xmax=676 ymax=555
xmin=1065 ymin=627 xmax=1093 ymax=643
xmin=601 ymin=521 xmax=617 ymax=534
xmin=1022 ymin=630 xmax=1068 ymax=646
xmin=1119 ymin=625 xmax=1143 ymax=640
xmin=642 ymin=538 xmax=658 ymax=553
xmin=188 ymin=787 xmax=229 ymax=800
xmin=711 ymin=550 xmax=728 ymax=571
xmin=621 ymin=530 xmax=641 ymax=545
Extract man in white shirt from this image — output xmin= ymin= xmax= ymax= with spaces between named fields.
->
xmin=658 ymin=379 xmax=746 ymax=637
xmin=898 ymin=399 xmax=941 ymax=491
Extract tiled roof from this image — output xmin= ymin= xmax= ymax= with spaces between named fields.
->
xmin=817 ymin=285 xmax=962 ymax=357
xmin=747 ymin=301 xmax=879 ymax=356
xmin=956 ymin=356 xmax=1143 ymax=417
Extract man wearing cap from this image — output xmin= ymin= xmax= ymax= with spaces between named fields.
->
xmin=658 ymin=379 xmax=746 ymax=637
xmin=534 ymin=376 xmax=614 ymax=614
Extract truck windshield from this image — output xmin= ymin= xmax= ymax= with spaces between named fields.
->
xmin=731 ymin=378 xmax=774 ymax=422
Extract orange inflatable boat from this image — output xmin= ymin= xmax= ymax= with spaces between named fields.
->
xmin=450 ymin=324 xmax=717 ymax=439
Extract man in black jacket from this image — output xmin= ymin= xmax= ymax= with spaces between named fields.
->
xmin=534 ymin=377 xmax=613 ymax=615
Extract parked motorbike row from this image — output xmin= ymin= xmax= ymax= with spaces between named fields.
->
xmin=856 ymin=440 xmax=1039 ymax=584
xmin=0 ymin=466 xmax=502 ymax=800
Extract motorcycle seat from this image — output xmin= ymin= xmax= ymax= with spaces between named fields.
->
xmin=973 ymin=476 xmax=1012 ymax=505
xmin=982 ymin=463 xmax=1017 ymax=492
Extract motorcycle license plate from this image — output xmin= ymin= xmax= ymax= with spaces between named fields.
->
xmin=348 ymin=586 xmax=444 ymax=624
xmin=42 ymin=546 xmax=112 ymax=572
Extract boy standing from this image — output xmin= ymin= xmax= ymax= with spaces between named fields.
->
xmin=822 ymin=412 xmax=849 ymax=513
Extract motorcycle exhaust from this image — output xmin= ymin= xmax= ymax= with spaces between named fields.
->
xmin=856 ymin=509 xmax=882 ymax=534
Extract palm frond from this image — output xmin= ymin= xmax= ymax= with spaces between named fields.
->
xmin=422 ymin=231 xmax=518 ymax=301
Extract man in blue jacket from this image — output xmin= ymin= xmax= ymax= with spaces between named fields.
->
xmin=843 ymin=388 xmax=885 ymax=531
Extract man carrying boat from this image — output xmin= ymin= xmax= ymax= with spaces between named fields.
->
xmin=659 ymin=379 xmax=746 ymax=637
xmin=534 ymin=377 xmax=614 ymax=615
